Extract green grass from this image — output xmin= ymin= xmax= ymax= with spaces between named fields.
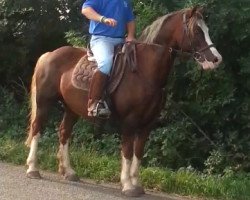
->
xmin=0 ymin=137 xmax=249 ymax=200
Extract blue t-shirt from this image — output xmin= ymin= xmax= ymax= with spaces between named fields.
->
xmin=82 ymin=0 xmax=135 ymax=38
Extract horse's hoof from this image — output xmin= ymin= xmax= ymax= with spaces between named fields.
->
xmin=134 ymin=186 xmax=145 ymax=195
xmin=122 ymin=187 xmax=145 ymax=197
xmin=27 ymin=171 xmax=42 ymax=179
xmin=64 ymin=174 xmax=80 ymax=182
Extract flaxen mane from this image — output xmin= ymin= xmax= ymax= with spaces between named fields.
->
xmin=139 ymin=8 xmax=203 ymax=43
xmin=186 ymin=10 xmax=203 ymax=37
xmin=139 ymin=13 xmax=175 ymax=43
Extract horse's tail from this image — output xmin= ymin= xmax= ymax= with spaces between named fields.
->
xmin=25 ymin=53 xmax=49 ymax=147
xmin=25 ymin=71 xmax=37 ymax=147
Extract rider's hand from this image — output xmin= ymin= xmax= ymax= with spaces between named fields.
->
xmin=126 ymin=36 xmax=136 ymax=42
xmin=101 ymin=16 xmax=117 ymax=27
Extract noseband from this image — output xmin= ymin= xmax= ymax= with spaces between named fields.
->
xmin=170 ymin=13 xmax=215 ymax=62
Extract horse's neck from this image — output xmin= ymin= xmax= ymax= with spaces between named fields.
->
xmin=158 ymin=50 xmax=175 ymax=87
xmin=140 ymin=22 xmax=181 ymax=88
xmin=139 ymin=48 xmax=175 ymax=89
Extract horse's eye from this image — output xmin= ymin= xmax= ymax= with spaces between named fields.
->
xmin=204 ymin=15 xmax=209 ymax=21
xmin=194 ymin=29 xmax=201 ymax=34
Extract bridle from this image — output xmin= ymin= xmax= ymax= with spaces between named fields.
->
xmin=170 ymin=12 xmax=215 ymax=62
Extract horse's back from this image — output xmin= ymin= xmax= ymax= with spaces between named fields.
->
xmin=40 ymin=46 xmax=86 ymax=69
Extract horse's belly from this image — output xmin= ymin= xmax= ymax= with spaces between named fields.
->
xmin=113 ymin=91 xmax=163 ymax=128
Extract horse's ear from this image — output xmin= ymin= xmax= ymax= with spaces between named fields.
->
xmin=197 ymin=6 xmax=205 ymax=15
xmin=190 ymin=5 xmax=199 ymax=17
xmin=189 ymin=5 xmax=204 ymax=18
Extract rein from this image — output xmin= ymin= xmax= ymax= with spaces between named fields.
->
xmin=170 ymin=13 xmax=215 ymax=62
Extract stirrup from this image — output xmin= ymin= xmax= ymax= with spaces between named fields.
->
xmin=88 ymin=100 xmax=111 ymax=118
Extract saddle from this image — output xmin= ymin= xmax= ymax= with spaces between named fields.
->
xmin=71 ymin=42 xmax=137 ymax=94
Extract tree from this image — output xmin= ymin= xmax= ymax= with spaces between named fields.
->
xmin=0 ymin=0 xmax=85 ymax=86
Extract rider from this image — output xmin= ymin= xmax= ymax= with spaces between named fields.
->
xmin=82 ymin=0 xmax=136 ymax=117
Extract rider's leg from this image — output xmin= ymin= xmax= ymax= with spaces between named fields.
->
xmin=87 ymin=36 xmax=124 ymax=117
xmin=88 ymin=70 xmax=110 ymax=117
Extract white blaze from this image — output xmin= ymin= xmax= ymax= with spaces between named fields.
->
xmin=197 ymin=19 xmax=222 ymax=69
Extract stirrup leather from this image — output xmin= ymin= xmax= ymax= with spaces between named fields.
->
xmin=88 ymin=100 xmax=111 ymax=118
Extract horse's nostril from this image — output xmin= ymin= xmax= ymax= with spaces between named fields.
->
xmin=213 ymin=57 xmax=219 ymax=63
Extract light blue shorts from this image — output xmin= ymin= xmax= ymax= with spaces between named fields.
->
xmin=90 ymin=35 xmax=124 ymax=75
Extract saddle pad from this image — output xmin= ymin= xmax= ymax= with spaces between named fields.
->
xmin=71 ymin=43 xmax=137 ymax=93
xmin=71 ymin=55 xmax=97 ymax=91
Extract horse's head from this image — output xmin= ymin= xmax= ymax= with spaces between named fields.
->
xmin=139 ymin=6 xmax=222 ymax=70
xmin=175 ymin=6 xmax=222 ymax=70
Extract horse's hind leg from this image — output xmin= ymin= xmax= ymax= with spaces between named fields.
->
xmin=26 ymin=101 xmax=50 ymax=179
xmin=26 ymin=62 xmax=58 ymax=178
xmin=57 ymin=107 xmax=79 ymax=181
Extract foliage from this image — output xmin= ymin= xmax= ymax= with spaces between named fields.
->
xmin=65 ymin=30 xmax=88 ymax=47
xmin=133 ymin=0 xmax=167 ymax=34
xmin=0 ymin=87 xmax=28 ymax=139
xmin=0 ymin=0 xmax=85 ymax=86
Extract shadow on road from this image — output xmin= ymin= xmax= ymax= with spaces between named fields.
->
xmin=41 ymin=174 xmax=179 ymax=200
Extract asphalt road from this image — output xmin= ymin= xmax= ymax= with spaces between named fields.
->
xmin=0 ymin=162 xmax=190 ymax=200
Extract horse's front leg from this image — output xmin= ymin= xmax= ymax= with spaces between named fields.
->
xmin=57 ymin=109 xmax=79 ymax=181
xmin=130 ymin=129 xmax=150 ymax=194
xmin=121 ymin=129 xmax=145 ymax=197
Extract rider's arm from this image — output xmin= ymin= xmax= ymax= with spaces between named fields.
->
xmin=126 ymin=20 xmax=136 ymax=41
xmin=81 ymin=7 xmax=103 ymax=23
xmin=82 ymin=7 xmax=117 ymax=27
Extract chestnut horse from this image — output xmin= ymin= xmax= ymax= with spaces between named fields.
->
xmin=25 ymin=7 xmax=222 ymax=197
